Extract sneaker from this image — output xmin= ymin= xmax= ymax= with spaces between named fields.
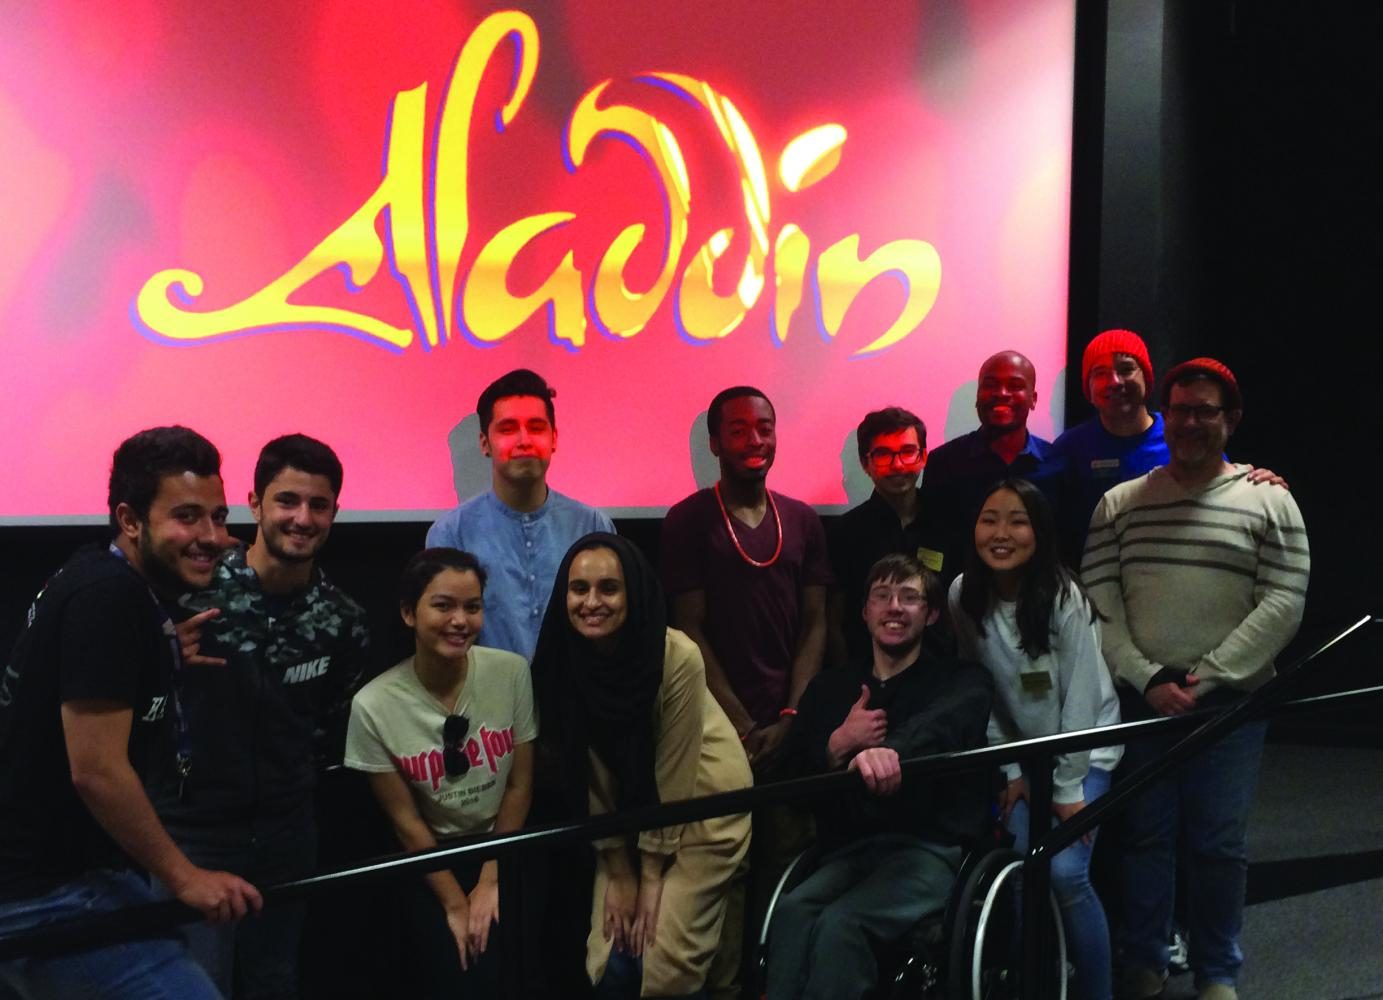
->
xmin=1118 ymin=965 xmax=1167 ymax=1000
xmin=1197 ymin=985 xmax=1238 ymax=1000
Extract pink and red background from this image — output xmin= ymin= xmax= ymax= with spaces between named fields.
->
xmin=0 ymin=0 xmax=1074 ymax=520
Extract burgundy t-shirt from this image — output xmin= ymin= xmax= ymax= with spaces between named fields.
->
xmin=660 ymin=488 xmax=832 ymax=726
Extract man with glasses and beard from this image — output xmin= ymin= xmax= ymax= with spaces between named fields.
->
xmin=158 ymin=434 xmax=369 ymax=999
xmin=0 ymin=427 xmax=260 ymax=998
xmin=1082 ymin=360 xmax=1308 ymax=1000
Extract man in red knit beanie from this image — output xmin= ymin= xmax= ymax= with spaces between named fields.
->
xmin=1050 ymin=329 xmax=1164 ymax=561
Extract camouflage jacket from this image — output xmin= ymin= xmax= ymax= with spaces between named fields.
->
xmin=154 ymin=546 xmax=370 ymax=827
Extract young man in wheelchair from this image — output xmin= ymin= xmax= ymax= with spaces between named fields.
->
xmin=765 ymin=554 xmax=993 ymax=999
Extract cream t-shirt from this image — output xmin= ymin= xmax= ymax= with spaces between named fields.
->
xmin=345 ymin=647 xmax=537 ymax=838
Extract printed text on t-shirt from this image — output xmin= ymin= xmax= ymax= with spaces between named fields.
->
xmin=391 ymin=724 xmax=517 ymax=791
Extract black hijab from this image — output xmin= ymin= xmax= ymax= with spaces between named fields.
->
xmin=531 ymin=532 xmax=666 ymax=820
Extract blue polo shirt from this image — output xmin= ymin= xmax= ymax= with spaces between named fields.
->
xmin=915 ymin=428 xmax=1067 ymax=581
xmin=1050 ymin=412 xmax=1167 ymax=562
xmin=426 ymin=489 xmax=614 ymax=661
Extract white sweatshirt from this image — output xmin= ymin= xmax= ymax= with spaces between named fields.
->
xmin=949 ymin=577 xmax=1123 ymax=804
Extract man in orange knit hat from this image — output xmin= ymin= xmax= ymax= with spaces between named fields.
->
xmin=1051 ymin=329 xmax=1166 ymax=562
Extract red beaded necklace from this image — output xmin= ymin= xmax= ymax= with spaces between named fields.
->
xmin=714 ymin=481 xmax=783 ymax=568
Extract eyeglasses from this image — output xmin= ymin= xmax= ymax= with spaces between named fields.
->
xmin=1165 ymin=403 xmax=1226 ymax=423
xmin=443 ymin=714 xmax=470 ymax=777
xmin=867 ymin=445 xmax=924 ymax=469
xmin=866 ymin=585 xmax=926 ymax=608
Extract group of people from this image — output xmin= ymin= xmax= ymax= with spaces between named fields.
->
xmin=0 ymin=330 xmax=1308 ymax=1000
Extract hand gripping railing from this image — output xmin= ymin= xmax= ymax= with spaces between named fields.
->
xmin=0 ymin=615 xmax=1376 ymax=984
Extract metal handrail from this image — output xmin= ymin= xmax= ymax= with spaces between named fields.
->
xmin=1014 ymin=613 xmax=1374 ymax=999
xmin=0 ymin=616 xmax=1375 ymax=968
xmin=1034 ymin=614 xmax=1374 ymax=861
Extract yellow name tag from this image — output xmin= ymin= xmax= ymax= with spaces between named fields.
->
xmin=1020 ymin=670 xmax=1053 ymax=694
xmin=916 ymin=546 xmax=944 ymax=573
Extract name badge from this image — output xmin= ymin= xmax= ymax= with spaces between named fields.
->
xmin=916 ymin=547 xmax=944 ymax=573
xmin=1090 ymin=458 xmax=1120 ymax=470
xmin=1020 ymin=670 xmax=1053 ymax=695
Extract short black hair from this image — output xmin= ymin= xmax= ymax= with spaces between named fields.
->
xmin=706 ymin=386 xmax=773 ymax=437
xmin=855 ymin=406 xmax=927 ymax=460
xmin=108 ymin=426 xmax=222 ymax=531
xmin=865 ymin=553 xmax=943 ymax=611
xmin=399 ymin=548 xmax=488 ymax=610
xmin=253 ymin=434 xmax=343 ymax=498
xmin=476 ymin=369 xmax=556 ymax=430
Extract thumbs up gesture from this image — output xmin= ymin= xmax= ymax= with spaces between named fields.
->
xmin=827 ymin=684 xmax=888 ymax=767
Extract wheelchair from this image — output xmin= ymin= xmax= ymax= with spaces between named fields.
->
xmin=758 ymin=840 xmax=1067 ymax=999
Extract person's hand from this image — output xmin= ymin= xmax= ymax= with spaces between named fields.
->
xmin=603 ymin=869 xmax=637 ymax=954
xmin=631 ymin=871 xmax=664 ymax=957
xmin=998 ymin=775 xmax=1028 ymax=824
xmin=1246 ymin=465 xmax=1289 ymax=490
xmin=444 ymin=898 xmax=473 ymax=971
xmin=828 ymin=685 xmax=887 ymax=763
xmin=750 ymin=718 xmax=792 ymax=770
xmin=1052 ymin=798 xmax=1093 ymax=845
xmin=171 ymin=866 xmax=262 ymax=924
xmin=741 ymin=725 xmax=766 ymax=763
xmin=1145 ymin=676 xmax=1199 ymax=716
xmin=467 ymin=873 xmax=500 ymax=957
xmin=848 ymin=746 xmax=901 ymax=796
xmin=175 ymin=608 xmax=226 ymax=667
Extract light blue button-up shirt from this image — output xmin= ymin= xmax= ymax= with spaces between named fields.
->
xmin=425 ymin=489 xmax=614 ymax=661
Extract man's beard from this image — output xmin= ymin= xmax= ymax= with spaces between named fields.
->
xmin=138 ymin=532 xmax=200 ymax=596
xmin=262 ymin=527 xmax=319 ymax=565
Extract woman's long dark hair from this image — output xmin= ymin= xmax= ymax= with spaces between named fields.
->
xmin=529 ymin=532 xmax=665 ymax=820
xmin=957 ymin=478 xmax=1098 ymax=657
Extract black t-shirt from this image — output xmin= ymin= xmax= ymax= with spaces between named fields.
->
xmin=0 ymin=545 xmax=177 ymax=899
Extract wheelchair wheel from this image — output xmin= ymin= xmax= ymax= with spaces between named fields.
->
xmin=946 ymin=848 xmax=1067 ymax=1000
xmin=755 ymin=846 xmax=824 ymax=992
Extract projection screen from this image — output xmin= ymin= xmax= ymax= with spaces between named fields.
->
xmin=0 ymin=1 xmax=1075 ymax=521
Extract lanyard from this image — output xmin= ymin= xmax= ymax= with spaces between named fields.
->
xmin=108 ymin=543 xmax=193 ymax=786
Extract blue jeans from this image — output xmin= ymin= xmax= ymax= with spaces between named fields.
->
xmin=0 ymin=869 xmax=221 ymax=1000
xmin=1117 ymin=718 xmax=1267 ymax=988
xmin=1009 ymin=766 xmax=1114 ymax=1000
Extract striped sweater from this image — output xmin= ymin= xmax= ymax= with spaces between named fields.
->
xmin=1081 ymin=465 xmax=1308 ymax=697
